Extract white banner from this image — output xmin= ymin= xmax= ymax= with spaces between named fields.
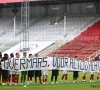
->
xmin=1 ymin=57 xmax=100 ymax=72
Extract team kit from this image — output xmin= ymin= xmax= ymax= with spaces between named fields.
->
xmin=0 ymin=52 xmax=100 ymax=85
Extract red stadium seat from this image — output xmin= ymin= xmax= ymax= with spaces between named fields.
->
xmin=48 ymin=20 xmax=100 ymax=60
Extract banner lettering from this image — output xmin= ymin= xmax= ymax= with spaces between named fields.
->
xmin=1 ymin=57 xmax=100 ymax=72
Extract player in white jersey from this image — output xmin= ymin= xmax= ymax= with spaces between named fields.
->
xmin=42 ymin=69 xmax=48 ymax=84
xmin=14 ymin=53 xmax=20 ymax=85
xmin=96 ymin=72 xmax=100 ymax=81
xmin=89 ymin=58 xmax=95 ymax=82
xmin=42 ymin=56 xmax=48 ymax=84
xmin=82 ymin=56 xmax=89 ymax=83
xmin=96 ymin=55 xmax=100 ymax=81
xmin=82 ymin=70 xmax=87 ymax=83
xmin=90 ymin=71 xmax=95 ymax=82
xmin=60 ymin=54 xmax=69 ymax=83
xmin=9 ymin=53 xmax=14 ymax=85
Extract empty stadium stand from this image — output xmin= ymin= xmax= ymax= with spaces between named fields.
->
xmin=0 ymin=15 xmax=98 ymax=53
xmin=49 ymin=19 xmax=100 ymax=60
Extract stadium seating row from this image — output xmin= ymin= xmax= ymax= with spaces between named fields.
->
xmin=49 ymin=19 xmax=100 ymax=60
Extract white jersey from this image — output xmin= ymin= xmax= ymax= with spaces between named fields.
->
xmin=9 ymin=57 xmax=14 ymax=75
xmin=63 ymin=56 xmax=69 ymax=74
xmin=98 ymin=72 xmax=100 ymax=74
xmin=10 ymin=57 xmax=20 ymax=75
xmin=63 ymin=70 xmax=68 ymax=74
xmin=83 ymin=70 xmax=88 ymax=74
xmin=12 ymin=70 xmax=20 ymax=75
xmin=42 ymin=70 xmax=48 ymax=76
xmin=90 ymin=71 xmax=94 ymax=74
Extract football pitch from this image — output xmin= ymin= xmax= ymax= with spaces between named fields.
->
xmin=0 ymin=71 xmax=100 ymax=90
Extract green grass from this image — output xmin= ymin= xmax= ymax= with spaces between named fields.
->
xmin=1 ymin=71 xmax=100 ymax=90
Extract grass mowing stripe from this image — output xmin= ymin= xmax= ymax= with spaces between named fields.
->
xmin=0 ymin=71 xmax=100 ymax=90
xmin=0 ymin=83 xmax=99 ymax=88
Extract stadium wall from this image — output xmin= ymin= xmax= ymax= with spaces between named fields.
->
xmin=0 ymin=2 xmax=98 ymax=18
xmin=0 ymin=7 xmax=21 ymax=18
xmin=0 ymin=6 xmax=46 ymax=18
xmin=47 ymin=3 xmax=97 ymax=16
xmin=98 ymin=3 xmax=100 ymax=13
xmin=30 ymin=6 xmax=46 ymax=17
xmin=0 ymin=9 xmax=2 ymax=17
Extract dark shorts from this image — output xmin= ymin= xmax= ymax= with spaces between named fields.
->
xmin=34 ymin=70 xmax=41 ymax=77
xmin=73 ymin=71 xmax=79 ymax=78
xmin=0 ymin=69 xmax=2 ymax=75
xmin=52 ymin=69 xmax=59 ymax=76
xmin=2 ymin=70 xmax=8 ymax=79
xmin=21 ymin=71 xmax=27 ymax=75
xmin=28 ymin=70 xmax=34 ymax=77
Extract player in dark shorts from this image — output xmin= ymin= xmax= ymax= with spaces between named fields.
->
xmin=34 ymin=54 xmax=42 ymax=84
xmin=27 ymin=54 xmax=34 ymax=84
xmin=2 ymin=53 xmax=9 ymax=85
xmin=51 ymin=54 xmax=59 ymax=84
xmin=73 ymin=56 xmax=79 ymax=83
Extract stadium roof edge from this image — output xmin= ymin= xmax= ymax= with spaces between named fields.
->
xmin=0 ymin=0 xmax=45 ymax=4
xmin=0 ymin=0 xmax=100 ymax=4
xmin=0 ymin=0 xmax=100 ymax=8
